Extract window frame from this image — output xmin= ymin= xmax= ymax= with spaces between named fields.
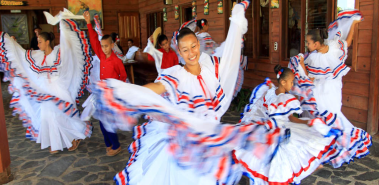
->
xmin=281 ymin=0 xmax=337 ymax=61
xmin=146 ymin=11 xmax=164 ymax=39
xmin=254 ymin=0 xmax=271 ymax=59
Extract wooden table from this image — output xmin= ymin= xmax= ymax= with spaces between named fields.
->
xmin=123 ymin=60 xmax=136 ymax=84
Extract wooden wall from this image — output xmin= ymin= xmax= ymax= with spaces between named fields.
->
xmin=0 ymin=0 xmax=139 ymax=45
xmin=138 ymin=0 xmax=228 ymax=49
xmin=243 ymin=0 xmax=379 ymax=133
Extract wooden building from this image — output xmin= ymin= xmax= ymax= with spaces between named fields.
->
xmin=139 ymin=0 xmax=379 ymax=135
xmin=0 ymin=0 xmax=377 ymax=134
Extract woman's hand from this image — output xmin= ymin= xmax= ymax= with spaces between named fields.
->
xmin=299 ymin=55 xmax=309 ymax=76
xmin=83 ymin=11 xmax=91 ymax=25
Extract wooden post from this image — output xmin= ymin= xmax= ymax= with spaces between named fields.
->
xmin=0 ymin=81 xmax=11 ymax=184
xmin=367 ymin=0 xmax=379 ymax=135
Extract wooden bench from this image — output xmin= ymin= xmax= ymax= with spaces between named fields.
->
xmin=133 ymin=51 xmax=158 ymax=84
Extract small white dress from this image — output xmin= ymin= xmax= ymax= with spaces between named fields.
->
xmin=0 ymin=9 xmax=93 ymax=151
xmin=236 ymin=76 xmax=347 ymax=185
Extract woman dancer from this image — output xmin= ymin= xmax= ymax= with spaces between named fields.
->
xmin=302 ymin=10 xmax=362 ymax=133
xmin=90 ymin=1 xmax=286 ymax=184
xmin=0 ymin=9 xmax=92 ymax=154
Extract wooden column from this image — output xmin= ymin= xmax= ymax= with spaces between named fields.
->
xmin=0 ymin=81 xmax=11 ymax=184
xmin=367 ymin=0 xmax=379 ymax=135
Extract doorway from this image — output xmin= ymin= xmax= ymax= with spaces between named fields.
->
xmin=0 ymin=9 xmax=51 ymax=49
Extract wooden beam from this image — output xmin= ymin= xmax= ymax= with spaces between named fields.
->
xmin=0 ymin=81 xmax=11 ymax=184
xmin=367 ymin=0 xmax=379 ymax=135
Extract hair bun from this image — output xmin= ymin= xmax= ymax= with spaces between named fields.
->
xmin=49 ymin=32 xmax=55 ymax=41
xmin=274 ymin=64 xmax=282 ymax=74
xmin=320 ymin=28 xmax=327 ymax=40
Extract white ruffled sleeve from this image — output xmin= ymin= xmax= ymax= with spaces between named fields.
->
xmin=143 ymin=39 xmax=163 ymax=74
xmin=211 ymin=1 xmax=249 ymax=111
xmin=328 ymin=10 xmax=363 ymax=41
xmin=58 ymin=17 xmax=93 ymax=103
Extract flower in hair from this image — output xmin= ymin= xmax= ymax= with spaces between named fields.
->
xmin=277 ymin=68 xmax=284 ymax=79
xmin=201 ymin=20 xmax=205 ymax=27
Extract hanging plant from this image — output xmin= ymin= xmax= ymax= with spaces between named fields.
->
xmin=163 ymin=8 xmax=168 ymax=22
xmin=217 ymin=0 xmax=223 ymax=14
xmin=192 ymin=0 xmax=197 ymax=18
xmin=204 ymin=0 xmax=209 ymax=15
xmin=175 ymin=5 xmax=179 ymax=20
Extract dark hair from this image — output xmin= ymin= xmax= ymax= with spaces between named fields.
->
xmin=127 ymin=39 xmax=133 ymax=43
xmin=177 ymin=28 xmax=197 ymax=44
xmin=38 ymin=32 xmax=55 ymax=48
xmin=307 ymin=29 xmax=328 ymax=45
xmin=101 ymin=34 xmax=113 ymax=43
xmin=110 ymin=32 xmax=118 ymax=43
xmin=274 ymin=65 xmax=293 ymax=83
xmin=158 ymin=34 xmax=168 ymax=45
xmin=196 ymin=19 xmax=208 ymax=30
xmin=33 ymin=27 xmax=42 ymax=32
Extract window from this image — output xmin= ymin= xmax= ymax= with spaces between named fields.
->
xmin=286 ymin=0 xmax=302 ymax=58
xmin=283 ymin=0 xmax=333 ymax=59
xmin=181 ymin=6 xmax=192 ymax=24
xmin=147 ymin=12 xmax=164 ymax=39
xmin=258 ymin=1 xmax=270 ymax=57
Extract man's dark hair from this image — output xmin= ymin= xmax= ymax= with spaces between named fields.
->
xmin=127 ymin=39 xmax=133 ymax=43
xmin=158 ymin=34 xmax=168 ymax=45
xmin=101 ymin=35 xmax=113 ymax=43
xmin=33 ymin=27 xmax=42 ymax=32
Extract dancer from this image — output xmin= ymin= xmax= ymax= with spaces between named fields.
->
xmin=0 ymin=9 xmax=92 ymax=154
xmin=84 ymin=11 xmax=127 ymax=156
xmin=93 ymin=14 xmax=125 ymax=60
xmin=90 ymin=1 xmax=285 ymax=184
xmin=302 ymin=10 xmax=362 ymax=132
xmin=196 ymin=19 xmax=219 ymax=55
xmin=294 ymin=9 xmax=372 ymax=167
xmin=235 ymin=61 xmax=351 ymax=184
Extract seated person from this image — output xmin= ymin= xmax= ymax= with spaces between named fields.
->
xmin=125 ymin=39 xmax=140 ymax=60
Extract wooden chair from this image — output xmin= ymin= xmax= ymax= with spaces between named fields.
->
xmin=133 ymin=51 xmax=158 ymax=84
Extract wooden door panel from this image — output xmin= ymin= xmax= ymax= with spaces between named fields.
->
xmin=118 ymin=12 xmax=140 ymax=49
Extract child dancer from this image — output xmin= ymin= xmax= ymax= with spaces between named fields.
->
xmin=84 ymin=11 xmax=127 ymax=156
xmin=89 ymin=2 xmax=287 ymax=184
xmin=235 ymin=62 xmax=350 ymax=184
xmin=0 ymin=9 xmax=92 ymax=154
xmin=94 ymin=14 xmax=125 ymax=60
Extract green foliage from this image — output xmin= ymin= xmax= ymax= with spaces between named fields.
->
xmin=337 ymin=7 xmax=343 ymax=13
xmin=231 ymin=88 xmax=251 ymax=112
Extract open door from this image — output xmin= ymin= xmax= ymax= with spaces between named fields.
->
xmin=118 ymin=12 xmax=140 ymax=51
